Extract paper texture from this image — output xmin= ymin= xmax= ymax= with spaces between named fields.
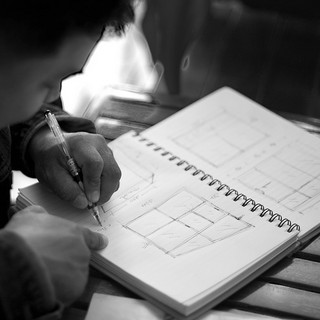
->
xmin=19 ymin=87 xmax=320 ymax=318
xmin=141 ymin=88 xmax=320 ymax=240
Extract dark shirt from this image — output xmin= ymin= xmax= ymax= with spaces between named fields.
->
xmin=0 ymin=127 xmax=12 ymax=227
xmin=0 ymin=102 xmax=96 ymax=319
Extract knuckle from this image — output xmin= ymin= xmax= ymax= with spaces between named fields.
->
xmin=84 ymin=153 xmax=104 ymax=172
xmin=96 ymin=133 xmax=106 ymax=144
xmin=91 ymin=156 xmax=104 ymax=170
xmin=114 ymin=165 xmax=122 ymax=180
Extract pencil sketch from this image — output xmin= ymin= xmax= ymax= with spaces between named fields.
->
xmin=171 ymin=109 xmax=266 ymax=167
xmin=122 ymin=189 xmax=252 ymax=257
xmin=101 ymin=144 xmax=156 ymax=220
xmin=237 ymin=141 xmax=320 ymax=215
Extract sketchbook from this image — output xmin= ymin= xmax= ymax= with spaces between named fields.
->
xmin=17 ymin=87 xmax=320 ymax=319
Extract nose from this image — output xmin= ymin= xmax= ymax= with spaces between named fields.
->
xmin=44 ymin=84 xmax=61 ymax=103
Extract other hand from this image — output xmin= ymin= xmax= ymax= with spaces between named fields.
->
xmin=5 ymin=205 xmax=108 ymax=304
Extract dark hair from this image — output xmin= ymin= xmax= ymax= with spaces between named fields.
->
xmin=0 ymin=0 xmax=135 ymax=56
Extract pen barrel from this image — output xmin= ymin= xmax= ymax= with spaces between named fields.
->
xmin=58 ymin=140 xmax=72 ymax=159
xmin=66 ymin=157 xmax=81 ymax=179
xmin=44 ymin=110 xmax=103 ymax=227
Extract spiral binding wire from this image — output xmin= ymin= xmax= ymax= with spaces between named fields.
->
xmin=134 ymin=133 xmax=300 ymax=233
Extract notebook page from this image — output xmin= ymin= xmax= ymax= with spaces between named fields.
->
xmin=18 ymin=131 xmax=177 ymax=227
xmin=18 ymin=129 xmax=297 ymax=316
xmin=19 ymin=169 xmax=297 ymax=314
xmin=141 ymin=87 xmax=320 ymax=241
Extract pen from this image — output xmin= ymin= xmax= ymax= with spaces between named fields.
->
xmin=44 ymin=110 xmax=103 ymax=227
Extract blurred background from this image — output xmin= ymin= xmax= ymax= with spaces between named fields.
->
xmin=13 ymin=0 xmax=320 ymax=200
xmin=61 ymin=0 xmax=320 ymax=118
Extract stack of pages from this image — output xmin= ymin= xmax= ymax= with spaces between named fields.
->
xmin=18 ymin=88 xmax=320 ymax=319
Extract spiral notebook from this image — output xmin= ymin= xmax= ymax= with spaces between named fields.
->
xmin=17 ymin=87 xmax=320 ymax=319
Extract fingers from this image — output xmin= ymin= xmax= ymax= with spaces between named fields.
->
xmin=94 ymin=147 xmax=122 ymax=205
xmin=11 ymin=206 xmax=108 ymax=251
xmin=36 ymin=132 xmax=122 ymax=208
xmin=47 ymin=168 xmax=89 ymax=209
xmin=82 ymin=227 xmax=108 ymax=250
xmin=81 ymin=148 xmax=104 ymax=203
xmin=49 ymin=147 xmax=104 ymax=207
xmin=76 ymin=135 xmax=121 ymax=205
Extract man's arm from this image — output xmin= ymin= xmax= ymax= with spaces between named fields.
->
xmin=11 ymin=99 xmax=120 ymax=208
xmin=0 ymin=229 xmax=63 ymax=320
xmin=0 ymin=205 xmax=108 ymax=320
xmin=10 ymin=99 xmax=96 ymax=178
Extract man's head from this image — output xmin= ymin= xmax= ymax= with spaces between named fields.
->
xmin=0 ymin=0 xmax=134 ymax=127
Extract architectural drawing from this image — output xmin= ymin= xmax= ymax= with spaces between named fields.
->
xmin=102 ymin=144 xmax=156 ymax=218
xmin=237 ymin=141 xmax=320 ymax=215
xmin=171 ymin=110 xmax=266 ymax=167
xmin=121 ymin=189 xmax=252 ymax=257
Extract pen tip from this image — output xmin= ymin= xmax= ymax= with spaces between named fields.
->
xmin=91 ymin=205 xmax=103 ymax=227
xmin=97 ymin=217 xmax=103 ymax=227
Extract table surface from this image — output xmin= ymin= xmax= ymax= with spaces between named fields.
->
xmin=62 ymin=93 xmax=320 ymax=320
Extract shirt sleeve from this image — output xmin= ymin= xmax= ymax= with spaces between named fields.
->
xmin=0 ymin=230 xmax=63 ymax=320
xmin=10 ymin=99 xmax=96 ymax=177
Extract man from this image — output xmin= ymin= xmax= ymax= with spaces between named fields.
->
xmin=0 ymin=1 xmax=134 ymax=319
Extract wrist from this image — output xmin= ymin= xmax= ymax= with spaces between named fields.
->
xmin=28 ymin=127 xmax=54 ymax=162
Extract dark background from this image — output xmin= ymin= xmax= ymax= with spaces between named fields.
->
xmin=142 ymin=0 xmax=320 ymax=117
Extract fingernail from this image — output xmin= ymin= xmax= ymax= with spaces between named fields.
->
xmin=90 ymin=191 xmax=100 ymax=203
xmin=73 ymin=194 xmax=88 ymax=209
xmin=98 ymin=234 xmax=109 ymax=249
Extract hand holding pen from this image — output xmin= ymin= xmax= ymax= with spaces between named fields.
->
xmin=44 ymin=110 xmax=103 ymax=226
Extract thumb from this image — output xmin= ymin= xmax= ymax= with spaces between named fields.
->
xmin=49 ymin=170 xmax=89 ymax=209
xmin=82 ymin=227 xmax=108 ymax=250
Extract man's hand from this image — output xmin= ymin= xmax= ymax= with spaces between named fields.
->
xmin=29 ymin=128 xmax=121 ymax=209
xmin=5 ymin=205 xmax=108 ymax=304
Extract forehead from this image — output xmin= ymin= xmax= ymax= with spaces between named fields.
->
xmin=39 ymin=33 xmax=100 ymax=77
xmin=2 ymin=33 xmax=100 ymax=80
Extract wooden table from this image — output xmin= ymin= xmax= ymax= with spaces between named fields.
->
xmin=62 ymin=92 xmax=320 ymax=320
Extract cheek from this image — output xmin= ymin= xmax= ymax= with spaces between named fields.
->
xmin=18 ymin=93 xmax=47 ymax=121
xmin=0 ymin=87 xmax=48 ymax=127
